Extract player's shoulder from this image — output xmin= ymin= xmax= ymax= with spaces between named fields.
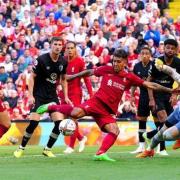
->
xmin=36 ymin=53 xmax=50 ymax=64
xmin=173 ymin=56 xmax=180 ymax=64
xmin=94 ymin=65 xmax=113 ymax=74
xmin=59 ymin=55 xmax=67 ymax=63
xmin=74 ymin=56 xmax=85 ymax=64
xmin=133 ymin=61 xmax=142 ymax=68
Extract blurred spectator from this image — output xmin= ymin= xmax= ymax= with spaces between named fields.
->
xmin=40 ymin=41 xmax=50 ymax=55
xmin=11 ymin=108 xmax=24 ymax=121
xmin=9 ymin=63 xmax=21 ymax=82
xmin=144 ymin=23 xmax=160 ymax=46
xmin=117 ymin=101 xmax=137 ymax=120
xmin=6 ymin=89 xmax=18 ymax=108
xmin=3 ymin=101 xmax=13 ymax=116
xmin=0 ymin=54 xmax=13 ymax=73
xmin=0 ymin=66 xmax=8 ymax=83
xmin=160 ymin=27 xmax=175 ymax=41
xmin=3 ymin=18 xmax=15 ymax=38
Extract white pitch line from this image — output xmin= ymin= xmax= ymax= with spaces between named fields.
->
xmin=0 ymin=151 xmax=129 ymax=159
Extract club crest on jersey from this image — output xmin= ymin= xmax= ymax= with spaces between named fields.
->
xmin=46 ymin=66 xmax=50 ymax=70
xmin=46 ymin=73 xmax=57 ymax=84
xmin=107 ymin=79 xmax=113 ymax=86
xmin=59 ymin=65 xmax=63 ymax=72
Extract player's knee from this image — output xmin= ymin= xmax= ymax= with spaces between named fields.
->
xmin=108 ymin=124 xmax=120 ymax=136
xmin=71 ymin=108 xmax=84 ymax=119
xmin=157 ymin=112 xmax=166 ymax=122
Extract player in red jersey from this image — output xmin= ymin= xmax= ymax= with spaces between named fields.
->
xmin=0 ymin=86 xmax=11 ymax=139
xmin=62 ymin=41 xmax=93 ymax=154
xmin=36 ymin=49 xmax=175 ymax=161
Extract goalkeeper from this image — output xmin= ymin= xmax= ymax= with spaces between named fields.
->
xmin=137 ymin=58 xmax=180 ymax=158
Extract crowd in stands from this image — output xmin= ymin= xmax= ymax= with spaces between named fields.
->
xmin=0 ymin=0 xmax=176 ymax=120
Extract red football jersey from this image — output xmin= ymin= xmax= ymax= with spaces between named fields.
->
xmin=94 ymin=66 xmax=144 ymax=113
xmin=67 ymin=57 xmax=92 ymax=96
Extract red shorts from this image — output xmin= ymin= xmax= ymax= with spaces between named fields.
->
xmin=0 ymin=100 xmax=5 ymax=112
xmin=79 ymin=97 xmax=116 ymax=131
xmin=60 ymin=93 xmax=82 ymax=106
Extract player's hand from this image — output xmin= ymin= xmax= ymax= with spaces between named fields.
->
xmin=149 ymin=98 xmax=156 ymax=112
xmin=64 ymin=97 xmax=73 ymax=106
xmin=170 ymin=94 xmax=178 ymax=106
xmin=155 ymin=58 xmax=164 ymax=71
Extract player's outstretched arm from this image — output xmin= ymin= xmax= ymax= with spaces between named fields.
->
xmin=67 ymin=69 xmax=94 ymax=81
xmin=143 ymin=81 xmax=173 ymax=93
xmin=162 ymin=65 xmax=180 ymax=84
xmin=155 ymin=58 xmax=180 ymax=84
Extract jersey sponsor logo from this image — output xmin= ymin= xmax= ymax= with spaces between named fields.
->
xmin=46 ymin=73 xmax=57 ymax=84
xmin=107 ymin=79 xmax=125 ymax=90
xmin=107 ymin=79 xmax=113 ymax=86
xmin=59 ymin=65 xmax=63 ymax=72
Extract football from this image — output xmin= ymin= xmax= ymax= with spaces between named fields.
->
xmin=59 ymin=119 xmax=76 ymax=136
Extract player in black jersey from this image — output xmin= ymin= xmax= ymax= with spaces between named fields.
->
xmin=130 ymin=46 xmax=159 ymax=154
xmin=14 ymin=37 xmax=72 ymax=158
xmin=142 ymin=39 xmax=180 ymax=155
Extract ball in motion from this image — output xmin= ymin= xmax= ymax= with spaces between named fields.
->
xmin=59 ymin=119 xmax=76 ymax=136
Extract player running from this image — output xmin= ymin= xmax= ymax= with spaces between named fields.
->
xmin=36 ymin=49 xmax=176 ymax=162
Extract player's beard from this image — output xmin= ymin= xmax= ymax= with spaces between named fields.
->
xmin=165 ymin=52 xmax=174 ymax=59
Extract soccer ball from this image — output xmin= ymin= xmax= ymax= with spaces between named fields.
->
xmin=59 ymin=119 xmax=76 ymax=136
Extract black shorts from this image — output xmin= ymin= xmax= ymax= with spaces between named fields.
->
xmin=154 ymin=94 xmax=173 ymax=116
xmin=137 ymin=97 xmax=151 ymax=117
xmin=30 ymin=96 xmax=60 ymax=113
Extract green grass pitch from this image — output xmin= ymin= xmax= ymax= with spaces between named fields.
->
xmin=0 ymin=145 xmax=180 ymax=180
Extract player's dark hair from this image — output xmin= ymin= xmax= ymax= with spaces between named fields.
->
xmin=50 ymin=36 xmax=63 ymax=44
xmin=66 ymin=41 xmax=76 ymax=47
xmin=113 ymin=49 xmax=128 ymax=59
xmin=164 ymin=39 xmax=178 ymax=47
xmin=140 ymin=46 xmax=152 ymax=55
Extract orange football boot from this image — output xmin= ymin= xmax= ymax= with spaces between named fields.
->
xmin=136 ymin=150 xmax=155 ymax=158
xmin=172 ymin=140 xmax=180 ymax=150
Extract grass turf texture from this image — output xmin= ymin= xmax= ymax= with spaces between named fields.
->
xmin=0 ymin=146 xmax=180 ymax=180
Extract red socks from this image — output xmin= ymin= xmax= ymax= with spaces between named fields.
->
xmin=69 ymin=123 xmax=83 ymax=148
xmin=48 ymin=104 xmax=73 ymax=116
xmin=0 ymin=124 xmax=9 ymax=138
xmin=96 ymin=132 xmax=118 ymax=155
